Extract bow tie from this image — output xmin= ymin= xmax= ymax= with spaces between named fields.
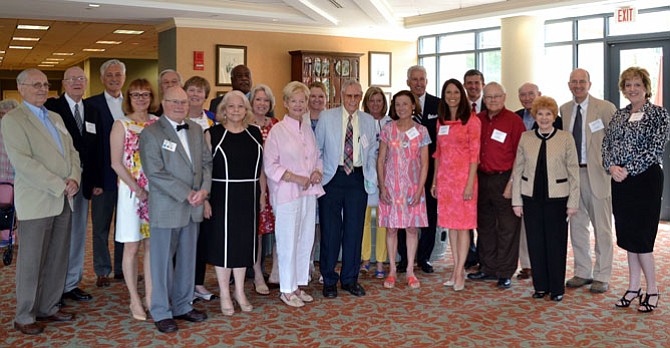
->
xmin=176 ymin=123 xmax=189 ymax=131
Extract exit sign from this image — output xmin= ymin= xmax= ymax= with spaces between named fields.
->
xmin=615 ymin=6 xmax=637 ymax=23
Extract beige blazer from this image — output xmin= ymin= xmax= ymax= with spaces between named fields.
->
xmin=559 ymin=95 xmax=616 ymax=199
xmin=512 ymin=129 xmax=580 ymax=209
xmin=1 ymin=104 xmax=80 ymax=220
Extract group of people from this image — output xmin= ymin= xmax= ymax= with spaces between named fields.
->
xmin=2 ymin=57 xmax=667 ymax=336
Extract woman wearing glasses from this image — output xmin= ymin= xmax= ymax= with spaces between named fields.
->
xmin=110 ymin=79 xmax=159 ymax=320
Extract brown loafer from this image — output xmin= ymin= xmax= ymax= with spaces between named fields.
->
xmin=36 ymin=310 xmax=75 ymax=322
xmin=14 ymin=322 xmax=44 ymax=335
xmin=155 ymin=318 xmax=178 ymax=333
xmin=96 ymin=275 xmax=111 ymax=287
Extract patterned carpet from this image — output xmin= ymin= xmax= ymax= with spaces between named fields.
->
xmin=1 ymin=222 xmax=669 ymax=347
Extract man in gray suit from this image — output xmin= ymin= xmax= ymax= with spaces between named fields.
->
xmin=139 ymin=86 xmax=212 ymax=333
xmin=560 ymin=68 xmax=616 ymax=294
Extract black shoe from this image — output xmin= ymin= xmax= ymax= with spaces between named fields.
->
xmin=323 ymin=285 xmax=338 ymax=298
xmin=532 ymin=291 xmax=547 ymax=299
xmin=551 ymin=294 xmax=564 ymax=302
xmin=341 ymin=282 xmax=366 ymax=297
xmin=63 ymin=288 xmax=93 ymax=302
xmin=155 ymin=319 xmax=178 ymax=333
xmin=467 ymin=272 xmax=496 ymax=281
xmin=397 ymin=262 xmax=407 ymax=273
xmin=419 ymin=262 xmax=434 ymax=274
xmin=113 ymin=272 xmax=124 ymax=280
xmin=497 ymin=278 xmax=512 ymax=289
xmin=174 ymin=309 xmax=207 ymax=322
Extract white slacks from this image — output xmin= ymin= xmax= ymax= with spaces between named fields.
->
xmin=275 ymin=195 xmax=316 ymax=294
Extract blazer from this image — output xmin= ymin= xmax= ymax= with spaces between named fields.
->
xmin=418 ymin=93 xmax=440 ymax=157
xmin=512 ymin=129 xmax=580 ymax=209
xmin=515 ymin=108 xmax=563 ymax=130
xmin=85 ymin=92 xmax=119 ymax=191
xmin=315 ymin=106 xmax=378 ymax=194
xmin=45 ymin=95 xmax=103 ymax=199
xmin=139 ymin=116 xmax=213 ymax=229
xmin=1 ymin=104 xmax=81 ymax=220
xmin=559 ymin=95 xmax=617 ymax=199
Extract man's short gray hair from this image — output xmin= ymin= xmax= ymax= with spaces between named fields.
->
xmin=100 ymin=59 xmax=126 ymax=76
xmin=483 ymin=81 xmax=506 ymax=95
xmin=16 ymin=68 xmax=42 ymax=85
xmin=159 ymin=69 xmax=182 ymax=86
xmin=0 ymin=99 xmax=19 ymax=113
xmin=406 ymin=65 xmax=427 ymax=80
xmin=341 ymin=79 xmax=362 ymax=94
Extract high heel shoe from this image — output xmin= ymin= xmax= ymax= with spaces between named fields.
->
xmin=220 ymin=298 xmax=235 ymax=316
xmin=532 ymin=291 xmax=547 ymax=299
xmin=638 ymin=293 xmax=659 ymax=313
xmin=233 ymin=293 xmax=253 ymax=312
xmin=615 ymin=288 xmax=641 ymax=308
xmin=453 ymin=281 xmax=465 ymax=292
xmin=129 ymin=303 xmax=146 ymax=321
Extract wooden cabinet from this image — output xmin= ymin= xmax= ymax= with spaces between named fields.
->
xmin=289 ymin=50 xmax=363 ymax=109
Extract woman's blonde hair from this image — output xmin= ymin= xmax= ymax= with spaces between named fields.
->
xmin=216 ymin=90 xmax=254 ymax=127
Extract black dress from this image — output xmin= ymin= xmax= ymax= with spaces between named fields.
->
xmin=201 ymin=124 xmax=263 ymax=268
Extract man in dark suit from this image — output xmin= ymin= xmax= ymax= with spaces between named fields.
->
xmin=140 ymin=86 xmax=212 ymax=333
xmin=208 ymin=64 xmax=252 ymax=113
xmin=396 ymin=65 xmax=440 ymax=274
xmin=464 ymin=69 xmax=487 ymax=114
xmin=45 ymin=67 xmax=101 ymax=303
xmin=85 ymin=59 xmax=126 ymax=287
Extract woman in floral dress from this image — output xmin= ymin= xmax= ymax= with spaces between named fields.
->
xmin=110 ymin=78 xmax=158 ymax=321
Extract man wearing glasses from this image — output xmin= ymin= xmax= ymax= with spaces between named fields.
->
xmin=46 ymin=67 xmax=101 ymax=304
xmin=3 ymin=69 xmax=80 ymax=334
xmin=467 ymin=82 xmax=525 ymax=289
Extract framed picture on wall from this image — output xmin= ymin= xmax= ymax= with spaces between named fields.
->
xmin=369 ymin=51 xmax=392 ymax=87
xmin=216 ymin=45 xmax=247 ymax=86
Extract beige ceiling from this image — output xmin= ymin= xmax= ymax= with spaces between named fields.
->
xmin=0 ymin=0 xmax=660 ymax=71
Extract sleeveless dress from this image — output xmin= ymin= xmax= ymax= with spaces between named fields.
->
xmin=258 ymin=117 xmax=278 ymax=235
xmin=115 ymin=115 xmax=158 ymax=242
xmin=201 ymin=124 xmax=263 ymax=268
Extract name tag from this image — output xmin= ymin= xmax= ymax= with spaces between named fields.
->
xmin=360 ymin=134 xmax=369 ymax=148
xmin=491 ymin=129 xmax=507 ymax=143
xmin=55 ymin=122 xmax=68 ymax=134
xmin=128 ymin=124 xmax=144 ymax=134
xmin=438 ymin=125 xmax=450 ymax=136
xmin=405 ymin=127 xmax=420 ymax=140
xmin=162 ymin=139 xmax=177 ymax=152
xmin=628 ymin=112 xmax=644 ymax=122
xmin=85 ymin=121 xmax=96 ymax=134
xmin=589 ymin=119 xmax=605 ymax=132
xmin=427 ymin=113 xmax=438 ymax=119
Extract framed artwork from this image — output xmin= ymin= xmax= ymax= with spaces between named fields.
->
xmin=385 ymin=92 xmax=392 ymax=106
xmin=216 ymin=45 xmax=247 ymax=86
xmin=369 ymin=51 xmax=392 ymax=87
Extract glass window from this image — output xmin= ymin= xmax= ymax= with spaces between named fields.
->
xmin=419 ymin=56 xmax=437 ymax=96
xmin=608 ymin=10 xmax=670 ymax=36
xmin=577 ymin=42 xmax=605 ymax=99
xmin=419 ymin=36 xmax=436 ymax=55
xmin=439 ymin=53 xmax=475 ymax=89
xmin=545 ymin=21 xmax=572 ymax=43
xmin=577 ymin=18 xmax=603 ymax=40
xmin=439 ymin=32 xmax=474 ymax=53
xmin=480 ymin=51 xmax=501 ymax=84
xmin=541 ymin=45 xmax=573 ymax=105
xmin=478 ymin=29 xmax=501 ymax=49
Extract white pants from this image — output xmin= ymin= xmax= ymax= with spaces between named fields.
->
xmin=275 ymin=195 xmax=316 ymax=294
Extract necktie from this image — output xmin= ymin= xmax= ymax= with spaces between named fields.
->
xmin=573 ymin=105 xmax=583 ymax=163
xmin=343 ymin=114 xmax=354 ymax=175
xmin=472 ymin=102 xmax=477 ymax=113
xmin=74 ymin=103 xmax=83 ymax=135
xmin=177 ymin=123 xmax=189 ymax=131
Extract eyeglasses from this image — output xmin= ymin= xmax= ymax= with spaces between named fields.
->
xmin=130 ymin=92 xmax=152 ymax=99
xmin=164 ymin=99 xmax=188 ymax=106
xmin=21 ymin=82 xmax=51 ymax=89
xmin=64 ymin=76 xmax=87 ymax=83
xmin=484 ymin=94 xmax=504 ymax=101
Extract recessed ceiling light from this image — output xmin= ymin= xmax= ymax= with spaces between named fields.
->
xmin=38 ymin=64 xmax=55 ymax=67
xmin=83 ymin=48 xmax=106 ymax=52
xmin=12 ymin=37 xmax=40 ymax=41
xmin=45 ymin=58 xmax=64 ymax=61
xmin=96 ymin=40 xmax=122 ymax=45
xmin=88 ymin=4 xmax=100 ymax=8
xmin=113 ymin=29 xmax=144 ymax=35
xmin=9 ymin=45 xmax=32 ymax=50
xmin=53 ymin=52 xmax=74 ymax=56
xmin=41 ymin=61 xmax=59 ymax=64
xmin=17 ymin=25 xmax=49 ymax=30
xmin=0 ymin=50 xmax=5 ymax=54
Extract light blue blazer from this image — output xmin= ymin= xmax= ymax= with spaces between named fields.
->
xmin=315 ymin=107 xmax=378 ymax=194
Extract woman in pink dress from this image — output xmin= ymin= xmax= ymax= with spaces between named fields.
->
xmin=377 ymin=90 xmax=430 ymax=289
xmin=430 ymin=78 xmax=481 ymax=292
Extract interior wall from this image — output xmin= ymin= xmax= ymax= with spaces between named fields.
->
xmin=173 ymin=27 xmax=416 ymax=115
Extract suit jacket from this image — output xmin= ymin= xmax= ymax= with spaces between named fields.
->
xmin=139 ymin=116 xmax=212 ymax=228
xmin=315 ymin=107 xmax=378 ymax=194
xmin=85 ymin=92 xmax=118 ymax=191
xmin=515 ymin=108 xmax=563 ymax=130
xmin=45 ymin=95 xmax=103 ymax=199
xmin=1 ymin=104 xmax=81 ymax=220
xmin=512 ymin=129 xmax=580 ymax=209
xmin=559 ymin=95 xmax=617 ymax=199
xmin=416 ymin=93 xmax=440 ymax=188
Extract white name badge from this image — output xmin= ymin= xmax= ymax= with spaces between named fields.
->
xmin=427 ymin=113 xmax=438 ymax=120
xmin=491 ymin=129 xmax=507 ymax=143
xmin=405 ymin=127 xmax=420 ymax=140
xmin=629 ymin=112 xmax=644 ymax=122
xmin=128 ymin=124 xmax=144 ymax=134
xmin=360 ymin=134 xmax=369 ymax=148
xmin=55 ymin=123 xmax=68 ymax=134
xmin=162 ymin=139 xmax=177 ymax=152
xmin=85 ymin=121 xmax=96 ymax=134
xmin=438 ymin=125 xmax=450 ymax=136
xmin=589 ymin=119 xmax=605 ymax=132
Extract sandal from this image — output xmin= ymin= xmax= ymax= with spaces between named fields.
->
xmin=360 ymin=262 xmax=370 ymax=273
xmin=280 ymin=293 xmax=305 ymax=308
xmin=407 ymin=276 xmax=421 ymax=289
xmin=375 ymin=270 xmax=386 ymax=279
xmin=615 ymin=288 xmax=641 ymax=308
xmin=383 ymin=276 xmax=396 ymax=289
xmin=254 ymin=281 xmax=270 ymax=296
xmin=638 ymin=293 xmax=659 ymax=313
